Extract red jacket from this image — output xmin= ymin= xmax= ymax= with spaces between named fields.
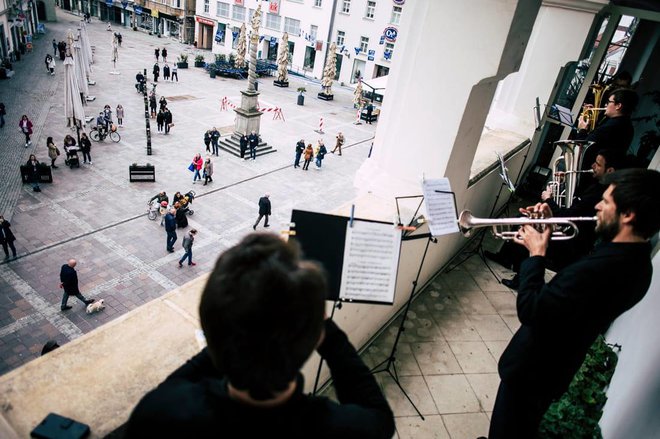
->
xmin=19 ymin=119 xmax=33 ymax=135
xmin=193 ymin=156 xmax=203 ymax=170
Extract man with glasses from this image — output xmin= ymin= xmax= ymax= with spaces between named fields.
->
xmin=576 ymin=88 xmax=638 ymax=172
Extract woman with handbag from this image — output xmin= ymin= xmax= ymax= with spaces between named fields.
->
xmin=46 ymin=137 xmax=59 ymax=168
xmin=191 ymin=153 xmax=203 ymax=184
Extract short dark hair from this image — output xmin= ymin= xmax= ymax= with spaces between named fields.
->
xmin=199 ymin=234 xmax=327 ymax=400
xmin=602 ymin=169 xmax=660 ymax=239
xmin=610 ymin=88 xmax=638 ymax=116
xmin=596 ymin=149 xmax=625 ymax=170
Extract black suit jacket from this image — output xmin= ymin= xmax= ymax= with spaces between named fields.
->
xmin=499 ymin=242 xmax=652 ymax=399
xmin=0 ymin=221 xmax=16 ymax=244
xmin=258 ymin=197 xmax=271 ymax=215
xmin=576 ymin=116 xmax=633 ymax=172
xmin=60 ymin=265 xmax=80 ymax=294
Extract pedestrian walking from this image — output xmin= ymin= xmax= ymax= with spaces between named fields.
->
xmin=203 ymin=157 xmax=214 ymax=185
xmin=177 ymin=229 xmax=197 ymax=268
xmin=52 ymin=39 xmax=57 ymax=56
xmin=302 ymin=144 xmax=314 ymax=170
xmin=203 ymin=130 xmax=211 ymax=153
xmin=25 ymin=154 xmax=41 ymax=192
xmin=165 ymin=208 xmax=177 ymax=252
xmin=332 ymin=132 xmax=344 ymax=155
xmin=253 ymin=194 xmax=271 ymax=230
xmin=159 ymin=96 xmax=168 ymax=112
xmin=156 ymin=109 xmax=164 ymax=132
xmin=248 ymin=130 xmax=260 ymax=160
xmin=163 ymin=107 xmax=173 ymax=135
xmin=315 ymin=140 xmax=327 ymax=169
xmin=294 ymin=139 xmax=305 ymax=168
xmin=239 ymin=132 xmax=249 ymax=159
xmin=149 ymin=92 xmax=157 ymax=118
xmin=163 ymin=63 xmax=170 ymax=81
xmin=153 ymin=63 xmax=160 ymax=82
xmin=47 ymin=57 xmax=56 ymax=76
xmin=59 ymin=259 xmax=95 ymax=311
xmin=19 ymin=115 xmax=33 ymax=147
xmin=162 ymin=48 xmax=168 ymax=63
xmin=46 ymin=137 xmax=59 ymax=168
xmin=365 ymin=103 xmax=374 ymax=124
xmin=116 ymin=104 xmax=124 ymax=126
xmin=210 ymin=127 xmax=220 ymax=156
xmin=80 ymin=133 xmax=92 ymax=164
xmin=44 ymin=54 xmax=52 ymax=73
xmin=0 ymin=215 xmax=17 ymax=259
xmin=154 ymin=48 xmax=160 ymax=62
xmin=0 ymin=102 xmax=6 ymax=128
xmin=191 ymin=153 xmax=203 ymax=183
xmin=171 ymin=63 xmax=178 ymax=82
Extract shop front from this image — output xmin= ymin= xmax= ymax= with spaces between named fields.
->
xmin=195 ymin=16 xmax=214 ymax=50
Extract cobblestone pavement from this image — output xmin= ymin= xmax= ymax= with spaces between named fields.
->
xmin=0 ymin=9 xmax=376 ymax=375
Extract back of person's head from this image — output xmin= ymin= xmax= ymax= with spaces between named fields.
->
xmin=610 ymin=88 xmax=638 ymax=116
xmin=602 ymin=169 xmax=660 ymax=239
xmin=200 ymin=233 xmax=327 ymax=401
xmin=597 ymin=149 xmax=625 ymax=170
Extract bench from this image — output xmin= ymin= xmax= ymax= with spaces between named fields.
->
xmin=20 ymin=165 xmax=53 ymax=183
xmin=129 ymin=164 xmax=156 ymax=182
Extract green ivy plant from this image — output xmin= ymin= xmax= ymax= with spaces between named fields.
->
xmin=538 ymin=335 xmax=620 ymax=439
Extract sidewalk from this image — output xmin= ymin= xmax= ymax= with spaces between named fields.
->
xmin=0 ymin=8 xmax=377 ymax=374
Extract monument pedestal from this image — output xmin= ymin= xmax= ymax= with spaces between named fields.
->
xmin=274 ymin=80 xmax=289 ymax=88
xmin=317 ymin=92 xmax=334 ymax=101
xmin=223 ymin=89 xmax=276 ymax=158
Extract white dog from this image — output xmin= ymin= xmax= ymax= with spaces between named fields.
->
xmin=86 ymin=299 xmax=106 ymax=314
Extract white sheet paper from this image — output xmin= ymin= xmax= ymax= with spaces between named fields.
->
xmin=338 ymin=220 xmax=400 ymax=304
xmin=422 ymin=178 xmax=459 ymax=236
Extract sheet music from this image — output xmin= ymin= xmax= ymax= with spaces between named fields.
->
xmin=422 ymin=178 xmax=459 ymax=236
xmin=339 ymin=220 xmax=400 ymax=304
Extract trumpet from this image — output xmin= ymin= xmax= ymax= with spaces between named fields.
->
xmin=457 ymin=210 xmax=597 ymax=241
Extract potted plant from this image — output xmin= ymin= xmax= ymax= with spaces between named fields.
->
xmin=177 ymin=53 xmax=189 ymax=69
xmin=194 ymin=54 xmax=206 ymax=68
xmin=209 ymin=66 xmax=217 ymax=79
xmin=297 ymin=87 xmax=306 ymax=106
xmin=215 ymin=53 xmax=227 ymax=64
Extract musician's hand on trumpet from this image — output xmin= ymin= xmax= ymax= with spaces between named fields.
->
xmin=513 ymin=223 xmax=552 ymax=257
xmin=578 ymin=104 xmax=594 ymax=131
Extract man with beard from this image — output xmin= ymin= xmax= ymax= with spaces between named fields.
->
xmin=487 ymin=168 xmax=660 ymax=439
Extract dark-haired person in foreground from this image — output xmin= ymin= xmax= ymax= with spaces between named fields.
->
xmin=125 ymin=233 xmax=395 ymax=438
xmin=487 ymin=169 xmax=660 ymax=439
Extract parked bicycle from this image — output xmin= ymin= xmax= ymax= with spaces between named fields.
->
xmin=90 ymin=126 xmax=120 ymax=142
xmin=147 ymin=200 xmax=169 ymax=221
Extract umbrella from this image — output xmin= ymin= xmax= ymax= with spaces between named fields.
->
xmin=80 ymin=21 xmax=94 ymax=65
xmin=64 ymin=55 xmax=86 ymax=136
xmin=276 ymin=32 xmax=289 ymax=83
xmin=321 ymin=42 xmax=337 ymax=96
xmin=110 ymin=34 xmax=119 ymax=74
xmin=235 ymin=23 xmax=247 ymax=68
xmin=73 ymin=41 xmax=89 ymax=98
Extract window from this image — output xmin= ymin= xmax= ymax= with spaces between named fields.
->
xmin=284 ymin=17 xmax=300 ymax=35
xmin=336 ymin=30 xmax=345 ymax=46
xmin=232 ymin=26 xmax=240 ymax=49
xmin=384 ymin=42 xmax=394 ymax=60
xmin=314 ymin=0 xmax=322 ymax=6
xmin=216 ymin=1 xmax=229 ymax=17
xmin=341 ymin=0 xmax=350 ymax=14
xmin=232 ymin=5 xmax=245 ymax=21
xmin=310 ymin=24 xmax=318 ymax=41
xmin=359 ymin=36 xmax=369 ymax=53
xmin=390 ymin=5 xmax=401 ymax=24
xmin=266 ymin=13 xmax=281 ymax=31
xmin=248 ymin=8 xmax=255 ymax=22
xmin=365 ymin=1 xmax=375 ymax=19
xmin=203 ymin=0 xmax=209 ymax=13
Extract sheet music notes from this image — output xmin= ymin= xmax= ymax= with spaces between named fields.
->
xmin=496 ymin=152 xmax=516 ymax=193
xmin=338 ymin=220 xmax=400 ymax=304
xmin=422 ymin=178 xmax=459 ymax=237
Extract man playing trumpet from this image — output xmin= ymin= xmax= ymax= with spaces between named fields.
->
xmin=487 ymin=168 xmax=660 ymax=439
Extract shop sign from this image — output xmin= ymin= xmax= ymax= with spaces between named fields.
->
xmin=234 ymin=0 xmax=244 ymax=5
xmin=393 ymin=0 xmax=405 ymax=4
xmin=121 ymin=1 xmax=128 ymax=8
xmin=315 ymin=40 xmax=323 ymax=51
xmin=106 ymin=0 xmax=114 ymax=7
xmin=269 ymin=0 xmax=280 ymax=14
xmin=196 ymin=16 xmax=215 ymax=26
xmin=134 ymin=6 xmax=143 ymax=14
xmin=215 ymin=28 xmax=224 ymax=43
xmin=383 ymin=27 xmax=397 ymax=42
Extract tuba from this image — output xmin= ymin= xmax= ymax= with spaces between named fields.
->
xmin=547 ymin=140 xmax=594 ymax=209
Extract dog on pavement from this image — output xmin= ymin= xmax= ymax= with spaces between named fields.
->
xmin=86 ymin=299 xmax=106 ymax=314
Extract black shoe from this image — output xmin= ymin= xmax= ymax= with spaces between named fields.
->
xmin=52 ymin=165 xmax=59 ymax=169
xmin=84 ymin=299 xmax=95 ymax=305
xmin=485 ymin=251 xmax=512 ymax=269
xmin=167 ymin=248 xmax=174 ymax=253
xmin=252 ymin=225 xmax=256 ymax=230
xmin=61 ymin=305 xmax=73 ymax=311
xmin=501 ymin=275 xmax=520 ymax=290
xmin=264 ymin=224 xmax=270 ymax=228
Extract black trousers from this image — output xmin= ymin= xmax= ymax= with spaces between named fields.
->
xmin=489 ymin=381 xmax=554 ymax=439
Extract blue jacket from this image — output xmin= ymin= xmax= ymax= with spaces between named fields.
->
xmin=164 ymin=213 xmax=177 ymax=232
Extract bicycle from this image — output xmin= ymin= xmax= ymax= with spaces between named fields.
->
xmin=147 ymin=200 xmax=168 ymax=221
xmin=90 ymin=126 xmax=121 ymax=143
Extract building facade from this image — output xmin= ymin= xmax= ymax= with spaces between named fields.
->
xmin=194 ymin=0 xmax=405 ymax=85
xmin=0 ymin=0 xmax=49 ymax=63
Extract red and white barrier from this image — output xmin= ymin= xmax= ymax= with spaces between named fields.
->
xmin=315 ymin=117 xmax=325 ymax=134
xmin=220 ymin=96 xmax=237 ymax=111
xmin=354 ymin=108 xmax=362 ymax=125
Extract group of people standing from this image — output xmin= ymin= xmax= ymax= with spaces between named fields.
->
xmin=151 ymin=94 xmax=173 ymax=134
xmin=152 ymin=48 xmax=179 ymax=83
xmin=189 ymin=153 xmax=214 ymax=185
xmin=294 ymin=138 xmax=330 ymax=170
xmin=204 ymin=128 xmax=221 ymax=156
xmin=239 ymin=131 xmax=261 ymax=160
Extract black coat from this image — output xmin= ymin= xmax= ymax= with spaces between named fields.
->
xmin=240 ymin=135 xmax=249 ymax=151
xmin=60 ymin=264 xmax=80 ymax=293
xmin=498 ymin=242 xmax=652 ymax=400
xmin=175 ymin=208 xmax=188 ymax=228
xmin=576 ymin=116 xmax=633 ymax=172
xmin=258 ymin=196 xmax=271 ymax=215
xmin=0 ymin=220 xmax=16 ymax=244
xmin=248 ymin=134 xmax=259 ymax=149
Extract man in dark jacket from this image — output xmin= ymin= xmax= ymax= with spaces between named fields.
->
xmin=165 ymin=208 xmax=177 ymax=252
xmin=125 ymin=234 xmax=394 ymax=438
xmin=488 ymin=169 xmax=660 ymax=439
xmin=240 ymin=133 xmax=249 ymax=159
xmin=294 ymin=139 xmax=305 ymax=168
xmin=163 ymin=108 xmax=172 ymax=135
xmin=0 ymin=215 xmax=17 ymax=259
xmin=210 ymin=127 xmax=220 ymax=156
xmin=60 ymin=259 xmax=94 ymax=311
xmin=248 ymin=130 xmax=260 ymax=160
xmin=253 ymin=194 xmax=271 ymax=230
